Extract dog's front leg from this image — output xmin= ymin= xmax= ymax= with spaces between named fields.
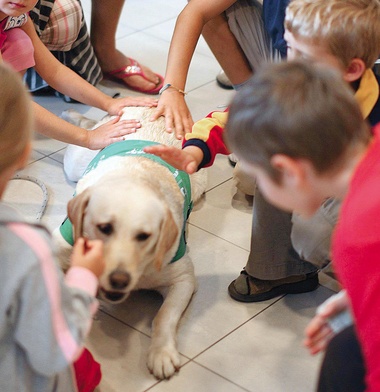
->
xmin=147 ymin=278 xmax=195 ymax=379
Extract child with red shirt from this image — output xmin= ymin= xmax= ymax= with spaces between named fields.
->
xmin=224 ymin=60 xmax=380 ymax=392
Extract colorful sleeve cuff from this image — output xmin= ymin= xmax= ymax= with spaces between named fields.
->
xmin=182 ymin=139 xmax=211 ymax=170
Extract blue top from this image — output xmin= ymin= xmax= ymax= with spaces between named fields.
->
xmin=263 ymin=0 xmax=290 ymax=58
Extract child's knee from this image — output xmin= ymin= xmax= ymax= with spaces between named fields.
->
xmin=291 ymin=199 xmax=341 ymax=268
xmin=233 ymin=162 xmax=256 ymax=196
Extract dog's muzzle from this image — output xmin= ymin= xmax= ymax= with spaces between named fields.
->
xmin=99 ymin=270 xmax=132 ymax=302
xmin=100 ymin=288 xmax=127 ymax=302
xmin=109 ymin=270 xmax=131 ymax=289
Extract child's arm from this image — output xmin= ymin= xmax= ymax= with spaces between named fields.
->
xmin=33 ymin=102 xmax=139 ymax=149
xmin=12 ymin=228 xmax=104 ymax=376
xmin=19 ymin=18 xmax=158 ymax=148
xmin=304 ymin=290 xmax=352 ymax=355
xmin=145 ymin=110 xmax=230 ymax=172
xmin=150 ymin=0 xmax=237 ymax=137
xmin=22 ymin=19 xmax=157 ymax=115
xmin=69 ymin=238 xmax=105 ymax=278
xmin=144 ymin=144 xmax=204 ymax=174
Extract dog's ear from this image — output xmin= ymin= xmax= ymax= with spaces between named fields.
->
xmin=67 ymin=189 xmax=91 ymax=241
xmin=154 ymin=208 xmax=178 ymax=271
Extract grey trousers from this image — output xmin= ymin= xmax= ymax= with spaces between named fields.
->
xmin=245 ymin=187 xmax=340 ymax=280
xmin=226 ymin=0 xmax=282 ymax=70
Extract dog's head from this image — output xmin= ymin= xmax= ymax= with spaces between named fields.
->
xmin=68 ymin=176 xmax=179 ymax=303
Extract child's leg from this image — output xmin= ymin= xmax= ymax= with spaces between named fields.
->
xmin=90 ymin=0 xmax=162 ymax=93
xmin=203 ymin=0 xmax=280 ymax=89
xmin=245 ymin=188 xmax=317 ymax=279
xmin=225 ymin=0 xmax=278 ymax=69
xmin=291 ymin=198 xmax=340 ymax=269
xmin=228 ymin=187 xmax=319 ymax=302
xmin=317 ymin=326 xmax=365 ymax=392
xmin=233 ymin=162 xmax=256 ymax=196
xmin=201 ymin=13 xmax=252 ymax=86
xmin=2 ymin=28 xmax=35 ymax=73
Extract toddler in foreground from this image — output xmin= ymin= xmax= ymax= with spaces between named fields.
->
xmin=0 ymin=64 xmax=105 ymax=391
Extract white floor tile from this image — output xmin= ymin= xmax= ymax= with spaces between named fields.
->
xmin=189 ymin=180 xmax=253 ymax=250
xmin=202 ymin=155 xmax=234 ymax=192
xmin=86 ymin=311 xmax=169 ymax=392
xmin=148 ymin=361 xmax=249 ymax=392
xmin=8 ymin=157 xmax=76 ymax=230
xmin=118 ymin=0 xmax=187 ymax=32
xmin=194 ymin=288 xmax=334 ymax=392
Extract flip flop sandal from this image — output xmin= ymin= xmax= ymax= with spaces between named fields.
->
xmin=104 ymin=58 xmax=164 ymax=95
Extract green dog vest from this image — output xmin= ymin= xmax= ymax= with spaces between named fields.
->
xmin=60 ymin=140 xmax=192 ymax=263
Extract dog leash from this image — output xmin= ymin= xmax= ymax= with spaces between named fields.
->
xmin=10 ymin=174 xmax=49 ymax=222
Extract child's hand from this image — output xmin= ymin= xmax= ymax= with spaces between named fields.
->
xmin=106 ymin=96 xmax=158 ymax=116
xmin=144 ymin=144 xmax=202 ymax=174
xmin=85 ymin=115 xmax=141 ymax=150
xmin=71 ymin=238 xmax=105 ymax=278
xmin=150 ymin=92 xmax=193 ymax=139
xmin=304 ymin=290 xmax=350 ymax=355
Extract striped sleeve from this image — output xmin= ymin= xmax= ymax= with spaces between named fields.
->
xmin=183 ymin=111 xmax=230 ymax=168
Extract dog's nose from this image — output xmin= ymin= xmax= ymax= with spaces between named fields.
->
xmin=109 ymin=270 xmax=131 ymax=290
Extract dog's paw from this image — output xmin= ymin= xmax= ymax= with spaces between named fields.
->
xmin=147 ymin=345 xmax=181 ymax=379
xmin=60 ymin=109 xmax=98 ymax=129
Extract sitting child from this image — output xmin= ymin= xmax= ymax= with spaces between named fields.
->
xmin=0 ymin=63 xmax=105 ymax=391
xmin=0 ymin=0 xmax=157 ymax=150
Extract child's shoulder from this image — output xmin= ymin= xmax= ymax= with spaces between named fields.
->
xmin=0 ymin=203 xmax=51 ymax=261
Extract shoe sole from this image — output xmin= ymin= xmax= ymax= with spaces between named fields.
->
xmin=228 ymin=275 xmax=319 ymax=303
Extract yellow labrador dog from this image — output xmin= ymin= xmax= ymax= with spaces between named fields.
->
xmin=53 ymin=107 xmax=207 ymax=379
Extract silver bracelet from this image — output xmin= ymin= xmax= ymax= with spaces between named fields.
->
xmin=159 ymin=83 xmax=187 ymax=95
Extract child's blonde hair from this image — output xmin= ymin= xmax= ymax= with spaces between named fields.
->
xmin=285 ymin=0 xmax=380 ymax=68
xmin=0 ymin=64 xmax=33 ymax=173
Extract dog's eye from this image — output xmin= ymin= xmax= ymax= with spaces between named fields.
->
xmin=136 ymin=232 xmax=151 ymax=242
xmin=97 ymin=223 xmax=113 ymax=236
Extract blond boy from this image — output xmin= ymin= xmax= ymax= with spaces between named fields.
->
xmin=228 ymin=0 xmax=380 ymax=302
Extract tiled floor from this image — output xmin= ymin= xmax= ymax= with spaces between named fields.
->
xmin=4 ymin=1 xmax=340 ymax=391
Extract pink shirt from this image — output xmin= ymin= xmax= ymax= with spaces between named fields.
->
xmin=1 ymin=14 xmax=35 ymax=72
xmin=0 ymin=13 xmax=28 ymax=47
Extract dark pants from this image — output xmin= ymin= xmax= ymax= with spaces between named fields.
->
xmin=318 ymin=325 xmax=366 ymax=392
